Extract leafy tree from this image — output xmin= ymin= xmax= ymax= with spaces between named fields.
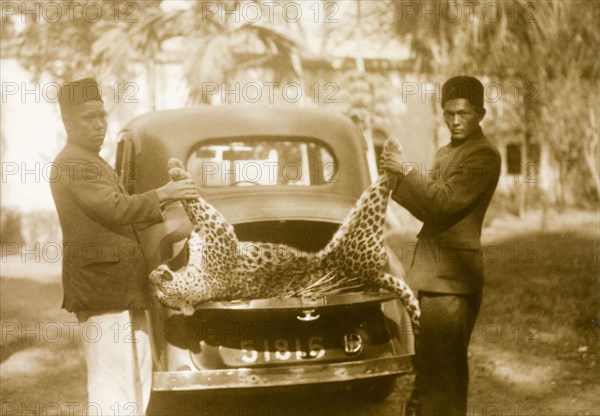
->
xmin=2 ymin=1 xmax=160 ymax=82
xmin=392 ymin=0 xmax=600 ymax=205
xmin=3 ymin=1 xmax=302 ymax=103
xmin=315 ymin=1 xmax=400 ymax=142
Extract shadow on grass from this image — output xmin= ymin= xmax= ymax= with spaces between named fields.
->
xmin=0 ymin=278 xmax=87 ymax=406
xmin=387 ymin=228 xmax=599 ymax=414
xmin=388 ymin=229 xmax=598 ymax=347
xmin=0 ymin=277 xmax=75 ymax=363
xmin=0 ymin=277 xmax=66 ymax=321
xmin=482 ymin=230 xmax=598 ymax=348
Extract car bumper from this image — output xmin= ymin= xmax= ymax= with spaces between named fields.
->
xmin=152 ymin=355 xmax=412 ymax=391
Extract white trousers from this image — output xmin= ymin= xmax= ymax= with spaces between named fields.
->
xmin=78 ymin=309 xmax=152 ymax=415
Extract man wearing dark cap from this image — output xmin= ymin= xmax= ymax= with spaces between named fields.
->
xmin=50 ymin=78 xmax=199 ymax=414
xmin=381 ymin=76 xmax=501 ymax=415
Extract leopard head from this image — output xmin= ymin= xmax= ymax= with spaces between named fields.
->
xmin=148 ymin=264 xmax=204 ymax=316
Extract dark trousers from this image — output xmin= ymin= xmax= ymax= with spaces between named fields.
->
xmin=409 ymin=291 xmax=482 ymax=416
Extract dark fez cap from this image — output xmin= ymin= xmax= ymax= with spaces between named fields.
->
xmin=59 ymin=78 xmax=103 ymax=112
xmin=441 ymin=76 xmax=484 ymax=109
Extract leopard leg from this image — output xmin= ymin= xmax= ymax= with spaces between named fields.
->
xmin=373 ymin=271 xmax=420 ymax=334
xmin=167 ymin=158 xmax=238 ymax=277
xmin=318 ymin=171 xmax=400 ymax=286
xmin=167 ymin=159 xmax=237 ymax=240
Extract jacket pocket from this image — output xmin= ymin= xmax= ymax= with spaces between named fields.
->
xmin=75 ymin=244 xmax=120 ymax=267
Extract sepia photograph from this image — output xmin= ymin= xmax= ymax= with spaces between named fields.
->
xmin=1 ymin=1 xmax=598 ymax=415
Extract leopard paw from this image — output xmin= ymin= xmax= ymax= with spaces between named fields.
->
xmin=168 ymin=158 xmax=185 ymax=170
xmin=180 ymin=303 xmax=195 ymax=316
xmin=168 ymin=167 xmax=192 ymax=181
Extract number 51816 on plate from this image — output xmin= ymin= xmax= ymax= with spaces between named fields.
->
xmin=220 ymin=336 xmax=326 ymax=367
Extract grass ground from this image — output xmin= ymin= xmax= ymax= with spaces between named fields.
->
xmin=0 ymin=278 xmax=87 ymax=414
xmin=387 ymin=209 xmax=599 ymax=415
xmin=469 ymin=211 xmax=599 ymax=415
xmin=1 ymin=210 xmax=598 ymax=415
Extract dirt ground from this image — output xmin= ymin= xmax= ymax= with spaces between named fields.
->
xmin=1 ymin=209 xmax=598 ymax=415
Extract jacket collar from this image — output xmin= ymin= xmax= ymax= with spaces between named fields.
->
xmin=449 ymin=126 xmax=484 ymax=148
xmin=65 ymin=142 xmax=114 ymax=170
xmin=66 ymin=140 xmax=99 ymax=155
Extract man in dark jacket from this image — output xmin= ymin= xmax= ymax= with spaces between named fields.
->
xmin=50 ymin=78 xmax=198 ymax=414
xmin=381 ymin=76 xmax=501 ymax=415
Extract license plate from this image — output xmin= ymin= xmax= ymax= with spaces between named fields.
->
xmin=220 ymin=336 xmax=327 ymax=367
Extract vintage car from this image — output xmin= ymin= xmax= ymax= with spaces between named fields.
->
xmin=114 ymin=105 xmax=415 ymax=400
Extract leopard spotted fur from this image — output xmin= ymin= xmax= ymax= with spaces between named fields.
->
xmin=149 ymin=152 xmax=420 ymax=332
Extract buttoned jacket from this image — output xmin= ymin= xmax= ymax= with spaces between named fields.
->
xmin=50 ymin=143 xmax=163 ymax=312
xmin=392 ymin=127 xmax=501 ymax=293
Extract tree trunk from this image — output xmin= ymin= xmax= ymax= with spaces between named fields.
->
xmin=584 ymin=108 xmax=600 ymax=198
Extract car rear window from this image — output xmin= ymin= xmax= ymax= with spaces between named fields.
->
xmin=187 ymin=139 xmax=337 ymax=187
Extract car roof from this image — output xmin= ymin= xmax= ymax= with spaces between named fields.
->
xmin=122 ymin=106 xmax=372 ymax=224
